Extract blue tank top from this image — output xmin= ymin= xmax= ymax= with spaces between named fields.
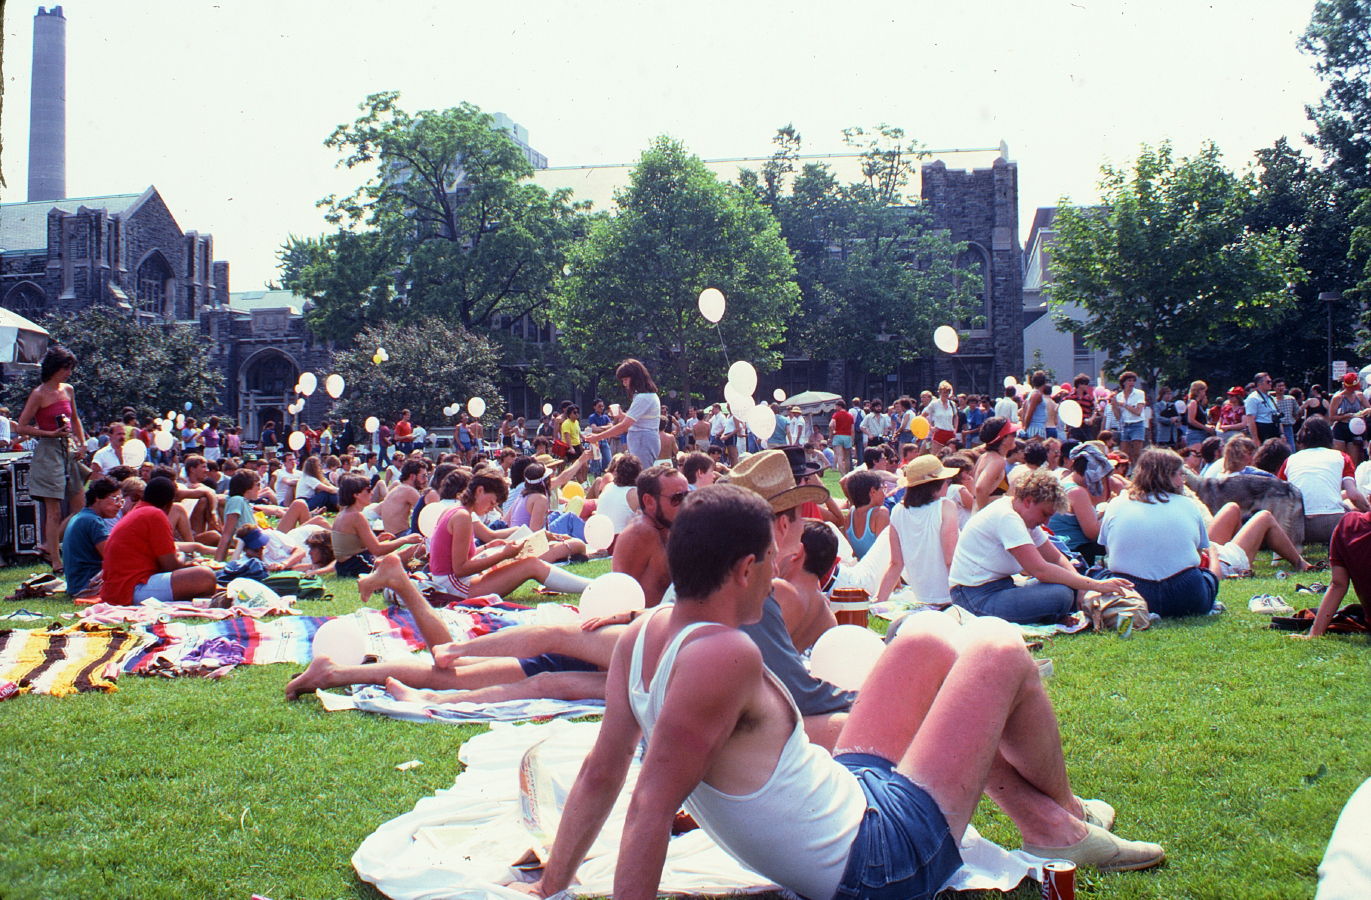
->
xmin=1047 ymin=511 xmax=1089 ymax=550
xmin=1028 ymin=392 xmax=1049 ymax=429
xmin=844 ymin=507 xmax=879 ymax=558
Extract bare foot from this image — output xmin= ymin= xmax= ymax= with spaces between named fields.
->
xmin=356 ymin=569 xmax=385 ymax=606
xmin=285 ymin=656 xmax=339 ymax=700
xmin=432 ymin=640 xmax=466 ymax=668
xmin=385 ymin=676 xmax=443 ymax=705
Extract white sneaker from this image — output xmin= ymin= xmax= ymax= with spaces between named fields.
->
xmin=1248 ymin=594 xmax=1294 ymax=616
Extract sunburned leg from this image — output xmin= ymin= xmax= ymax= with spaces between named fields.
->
xmin=385 ymin=670 xmax=607 ymax=705
xmin=169 ymin=566 xmax=218 ymax=602
xmin=1230 ymin=509 xmax=1309 ymax=570
xmin=435 ymin=622 xmax=622 ymax=668
xmin=1207 ymin=502 xmax=1244 ymax=544
xmin=358 ymin=555 xmax=452 ymax=649
xmin=803 ymin=712 xmax=847 ymax=753
xmin=285 ymin=654 xmax=526 ymax=700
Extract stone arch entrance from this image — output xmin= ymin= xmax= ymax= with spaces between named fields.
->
xmin=239 ymin=348 xmax=299 ymax=439
xmin=2 ymin=281 xmax=47 ymax=318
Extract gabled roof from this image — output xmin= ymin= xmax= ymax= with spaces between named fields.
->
xmin=0 ymin=187 xmax=155 ymax=252
xmin=227 ymin=289 xmax=306 ymax=316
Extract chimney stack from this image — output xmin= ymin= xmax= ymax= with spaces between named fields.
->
xmin=28 ymin=6 xmax=67 ymax=202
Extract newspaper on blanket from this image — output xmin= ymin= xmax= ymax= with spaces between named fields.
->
xmin=518 ymin=737 xmax=569 ymax=862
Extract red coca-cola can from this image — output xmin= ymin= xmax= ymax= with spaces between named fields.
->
xmin=0 ymin=680 xmax=20 ymax=701
xmin=1040 ymin=860 xmax=1076 ymax=900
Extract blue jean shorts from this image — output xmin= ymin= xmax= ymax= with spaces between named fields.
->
xmin=832 ymin=434 xmax=853 ymax=448
xmin=832 ymin=753 xmax=963 ymax=900
xmin=517 ymin=653 xmax=602 ymax=678
xmin=1119 ymin=421 xmax=1145 ymax=442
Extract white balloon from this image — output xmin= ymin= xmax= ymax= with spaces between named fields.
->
xmin=698 ymin=287 xmax=726 ymax=324
xmin=1003 ymin=375 xmax=1018 ymax=388
xmin=583 ymin=513 xmax=616 ymax=552
xmin=468 ymin=397 xmax=487 ymax=418
xmin=1351 ymin=417 xmax=1367 ymax=436
xmin=933 ymin=325 xmax=960 ymax=354
xmin=288 ymin=431 xmax=306 ymax=451
xmin=312 ymin=619 xmax=367 ymax=666
xmin=1014 ymin=383 xmax=1029 ymax=398
xmin=325 ymin=373 xmax=345 ymax=399
xmin=377 ymin=347 xmax=390 ymax=362
xmin=161 ymin=418 xmax=174 ymax=433
xmin=1175 ymin=400 xmax=1188 ymax=415
xmin=298 ymin=372 xmax=318 ymax=397
xmin=808 ymin=624 xmax=886 ymax=692
xmin=578 ymin=572 xmax=646 ymax=618
xmin=724 ymin=383 xmax=755 ymax=420
xmin=1058 ymin=399 xmax=1084 ymax=429
xmin=542 ymin=402 xmax=553 ymax=416
xmin=727 ymin=360 xmax=758 ymax=396
xmin=175 ymin=414 xmax=186 ymax=430
xmin=747 ymin=403 xmax=777 ymax=440
xmin=165 ymin=409 xmax=175 ymax=422
xmin=153 ymin=430 xmax=174 ymax=452
xmin=365 ymin=416 xmax=380 ymax=434
xmin=121 ymin=438 xmax=147 ymax=468
xmin=773 ymin=388 xmax=787 ymax=402
xmin=417 ymin=500 xmax=456 ymax=538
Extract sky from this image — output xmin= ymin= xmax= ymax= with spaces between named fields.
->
xmin=1 ymin=0 xmax=1327 ymax=292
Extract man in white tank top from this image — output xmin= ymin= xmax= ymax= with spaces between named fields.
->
xmin=526 ymin=456 xmax=1163 ymax=899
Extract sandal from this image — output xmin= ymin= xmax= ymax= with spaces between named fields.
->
xmin=1295 ymin=583 xmax=1328 ymax=595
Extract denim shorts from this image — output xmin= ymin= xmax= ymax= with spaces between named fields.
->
xmin=831 ymin=434 xmax=853 ymax=448
xmin=1119 ymin=421 xmax=1145 ymax=442
xmin=517 ymin=653 xmax=602 ymax=678
xmin=832 ymin=753 xmax=963 ymax=900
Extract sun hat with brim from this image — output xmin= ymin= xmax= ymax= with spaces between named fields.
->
xmin=1227 ymin=387 xmax=1246 ymax=398
xmin=780 ymin=444 xmax=822 ymax=479
xmin=897 ymin=455 xmax=959 ymax=488
xmin=532 ymin=454 xmax=565 ymax=468
xmin=722 ymin=449 xmax=830 ymax=513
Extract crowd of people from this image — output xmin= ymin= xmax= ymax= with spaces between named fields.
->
xmin=14 ymin=345 xmax=1370 ymax=898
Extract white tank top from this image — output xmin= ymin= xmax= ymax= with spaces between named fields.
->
xmin=890 ymin=499 xmax=954 ymax=604
xmin=628 ymin=607 xmax=864 ymax=899
xmin=596 ymin=483 xmax=635 ymax=534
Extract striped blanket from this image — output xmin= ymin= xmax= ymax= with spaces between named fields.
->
xmin=123 ymin=600 xmax=571 ymax=673
xmin=0 ymin=624 xmax=155 ymax=696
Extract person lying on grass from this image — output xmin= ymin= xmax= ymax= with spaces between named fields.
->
xmin=516 ymin=484 xmax=1164 ymax=900
xmin=329 ymin=473 xmax=424 ymax=579
xmin=214 ymin=469 xmax=330 ymax=562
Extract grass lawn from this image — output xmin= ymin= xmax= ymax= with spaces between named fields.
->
xmin=1 ymin=483 xmax=1367 ymax=898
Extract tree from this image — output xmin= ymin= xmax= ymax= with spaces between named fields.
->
xmin=1301 ymin=0 xmax=1371 ymax=194
xmin=1 ymin=308 xmax=224 ymax=424
xmin=551 ymin=137 xmax=801 ymax=403
xmin=1048 ymin=142 xmax=1302 ymax=386
xmin=740 ymin=125 xmax=977 ymax=374
xmin=325 ymin=320 xmax=502 ymax=428
xmin=282 ymin=92 xmax=585 ymax=343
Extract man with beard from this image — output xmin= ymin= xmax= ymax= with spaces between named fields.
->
xmin=612 ymin=464 xmax=688 ymax=607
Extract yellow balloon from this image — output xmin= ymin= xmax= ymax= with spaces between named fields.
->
xmin=372 ymin=353 xmax=383 ymax=365
xmin=560 ymin=481 xmax=586 ymax=501
xmin=563 ymin=496 xmax=585 ymax=516
xmin=911 ymin=416 xmax=931 ymax=440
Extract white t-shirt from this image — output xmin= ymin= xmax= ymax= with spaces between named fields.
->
xmin=1116 ymin=388 xmax=1146 ymax=424
xmin=948 ymin=497 xmax=1048 ymax=587
xmin=92 ymin=445 xmax=122 ymax=472
xmin=1282 ymin=447 xmax=1355 ymax=516
xmin=860 ymin=412 xmax=890 ymax=440
xmin=994 ymin=397 xmax=1021 ymax=423
xmin=274 ymin=469 xmax=301 ymax=504
xmin=1355 ymin=460 xmax=1371 ymax=497
xmin=625 ymin=392 xmax=661 ymax=436
xmin=1099 ymin=493 xmax=1210 ymax=580
xmin=297 ymin=473 xmax=325 ymax=497
xmin=890 ymin=500 xmax=955 ymax=603
xmin=923 ymin=400 xmax=957 ymax=432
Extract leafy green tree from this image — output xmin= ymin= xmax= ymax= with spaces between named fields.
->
xmin=283 ymin=92 xmax=585 ymax=343
xmin=1 ymin=308 xmax=224 ymax=424
xmin=740 ymin=125 xmax=977 ymax=374
xmin=1301 ymin=0 xmax=1371 ymax=194
xmin=326 ymin=320 xmax=502 ymax=428
xmin=552 ymin=137 xmax=800 ymax=403
xmin=1048 ymin=141 xmax=1302 ymax=385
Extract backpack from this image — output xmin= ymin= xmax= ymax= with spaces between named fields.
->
xmin=262 ymin=571 xmax=332 ymax=602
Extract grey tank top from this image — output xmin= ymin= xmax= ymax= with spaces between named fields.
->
xmin=740 ymin=594 xmax=855 ymax=716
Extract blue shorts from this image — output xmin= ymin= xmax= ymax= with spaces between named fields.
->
xmin=335 ymin=552 xmax=375 ymax=579
xmin=132 ymin=571 xmax=176 ymax=604
xmin=831 ymin=434 xmax=853 ymax=448
xmin=517 ymin=653 xmax=602 ymax=678
xmin=832 ymin=753 xmax=962 ymax=900
xmin=1119 ymin=421 xmax=1145 ymax=442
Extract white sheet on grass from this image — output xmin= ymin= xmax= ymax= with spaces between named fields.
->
xmin=354 ymin=719 xmax=1050 ymax=899
xmin=322 ymin=684 xmax=605 ymax=724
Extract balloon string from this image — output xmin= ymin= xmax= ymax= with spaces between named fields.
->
xmin=714 ymin=323 xmax=731 ymax=365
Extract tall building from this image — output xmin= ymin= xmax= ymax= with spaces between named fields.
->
xmin=27 ymin=6 xmax=66 ymax=202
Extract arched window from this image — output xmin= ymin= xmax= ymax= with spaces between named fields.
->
xmin=954 ymin=243 xmax=991 ymax=332
xmin=135 ymin=251 xmax=175 ymax=317
xmin=2 ymin=282 xmax=47 ymax=318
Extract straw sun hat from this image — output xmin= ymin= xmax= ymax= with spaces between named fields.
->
xmin=722 ymin=449 xmax=829 ymax=513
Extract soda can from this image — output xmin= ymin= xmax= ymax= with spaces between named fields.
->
xmin=1040 ymin=860 xmax=1076 ymax=900
xmin=1116 ymin=612 xmax=1134 ymax=639
xmin=0 ymin=680 xmax=20 ymax=701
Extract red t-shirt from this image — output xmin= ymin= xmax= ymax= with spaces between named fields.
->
xmin=830 ymin=408 xmax=854 ymax=437
xmin=394 ymin=420 xmax=414 ymax=441
xmin=1329 ymin=511 xmax=1371 ymax=603
xmin=101 ymin=503 xmax=175 ymax=605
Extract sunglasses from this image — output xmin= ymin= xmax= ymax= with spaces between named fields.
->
xmin=662 ymin=490 xmax=688 ymax=507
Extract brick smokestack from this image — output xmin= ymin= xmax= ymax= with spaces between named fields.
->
xmin=27 ymin=6 xmax=67 ymax=201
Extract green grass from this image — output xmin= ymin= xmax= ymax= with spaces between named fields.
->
xmin=0 ymin=533 xmax=1366 ymax=897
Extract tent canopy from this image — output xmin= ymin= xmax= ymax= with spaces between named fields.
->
xmin=777 ymin=390 xmax=843 ymax=415
xmin=0 ymin=308 xmax=49 ymax=366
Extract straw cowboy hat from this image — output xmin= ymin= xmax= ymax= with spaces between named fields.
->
xmin=897 ymin=455 xmax=959 ymax=489
xmin=722 ymin=449 xmax=829 ymax=513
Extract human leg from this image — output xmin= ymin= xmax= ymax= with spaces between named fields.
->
xmin=952 ymin=578 xmax=1075 ymax=625
xmin=385 ymin=669 xmax=607 ymax=705
xmin=357 ymin=555 xmax=451 ymax=649
xmin=437 ymin=622 xmax=622 ymax=668
xmin=285 ymin=654 xmax=526 ymax=700
xmin=41 ymin=497 xmax=63 ymax=571
xmin=1207 ymin=502 xmax=1243 ymax=543
xmin=1230 ymin=509 xmax=1308 ymax=570
xmin=468 ymin=557 xmax=591 ymax=596
xmin=276 ymin=499 xmax=312 ymax=532
xmin=169 ymin=566 xmax=218 ymax=601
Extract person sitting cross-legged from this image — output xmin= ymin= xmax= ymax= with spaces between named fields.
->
xmin=99 ymin=476 xmax=218 ymax=606
xmin=519 ymin=484 xmax=1163 ymax=900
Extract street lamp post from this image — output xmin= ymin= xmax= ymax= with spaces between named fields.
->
xmin=1319 ymin=291 xmax=1341 ymax=384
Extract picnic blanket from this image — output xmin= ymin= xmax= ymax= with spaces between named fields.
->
xmin=122 ymin=600 xmax=577 ymax=673
xmin=353 ymin=720 xmax=1051 ymax=899
xmin=318 ymin=683 xmax=606 ymax=724
xmin=0 ymin=623 xmax=154 ymax=696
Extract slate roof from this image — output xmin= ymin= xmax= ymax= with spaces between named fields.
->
xmin=227 ymin=289 xmax=307 ymax=316
xmin=0 ymin=188 xmax=152 ymax=251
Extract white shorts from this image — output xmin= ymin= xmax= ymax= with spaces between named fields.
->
xmin=1215 ymin=542 xmax=1251 ymax=577
xmin=132 ymin=571 xmax=176 ymax=604
xmin=430 ymin=572 xmax=471 ymax=598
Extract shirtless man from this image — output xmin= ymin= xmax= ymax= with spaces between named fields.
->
xmin=376 ymin=459 xmax=428 ymax=534
xmin=181 ymin=455 xmax=222 ymax=541
xmin=522 ymin=484 xmax=1164 ymax=899
xmin=612 ymin=464 xmax=686 ymax=607
xmin=779 ymin=521 xmax=841 ymax=653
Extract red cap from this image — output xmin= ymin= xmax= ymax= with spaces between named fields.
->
xmin=1343 ymin=372 xmax=1359 ymax=385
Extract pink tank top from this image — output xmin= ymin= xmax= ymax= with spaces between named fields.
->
xmin=35 ymin=398 xmax=73 ymax=432
xmin=428 ymin=505 xmax=477 ymax=577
